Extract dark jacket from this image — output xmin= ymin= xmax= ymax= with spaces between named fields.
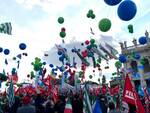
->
xmin=45 ymin=101 xmax=54 ymax=113
xmin=17 ymin=104 xmax=36 ymax=113
xmin=71 ymin=96 xmax=83 ymax=113
xmin=54 ymin=100 xmax=66 ymax=113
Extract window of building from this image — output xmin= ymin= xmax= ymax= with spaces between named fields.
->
xmin=130 ymin=60 xmax=138 ymax=73
xmin=143 ymin=58 xmax=150 ymax=73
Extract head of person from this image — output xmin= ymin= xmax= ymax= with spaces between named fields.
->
xmin=22 ymin=96 xmax=31 ymax=105
xmin=108 ymin=102 xmax=115 ymax=110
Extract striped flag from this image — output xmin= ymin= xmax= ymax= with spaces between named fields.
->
xmin=0 ymin=22 xmax=12 ymax=35
xmin=64 ymin=98 xmax=72 ymax=113
xmin=7 ymin=80 xmax=15 ymax=107
xmin=83 ymin=86 xmax=93 ymax=113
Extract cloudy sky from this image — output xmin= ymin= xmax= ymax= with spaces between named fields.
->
xmin=0 ymin=0 xmax=150 ymax=88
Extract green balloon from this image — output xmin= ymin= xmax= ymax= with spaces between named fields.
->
xmin=87 ymin=13 xmax=91 ymax=18
xmin=13 ymin=57 xmax=16 ymax=60
xmin=98 ymin=18 xmax=111 ymax=32
xmin=129 ymin=29 xmax=133 ymax=33
xmin=97 ymin=58 xmax=101 ymax=63
xmin=58 ymin=17 xmax=64 ymax=24
xmin=115 ymin=61 xmax=122 ymax=68
xmin=88 ymin=9 xmax=93 ymax=14
xmin=0 ymin=73 xmax=7 ymax=81
xmin=91 ymin=14 xmax=95 ymax=19
xmin=60 ymin=31 xmax=66 ymax=38
xmin=140 ymin=58 xmax=145 ymax=65
xmin=77 ymin=80 xmax=81 ymax=83
xmin=89 ymin=75 xmax=93 ymax=79
xmin=90 ymin=39 xmax=95 ymax=44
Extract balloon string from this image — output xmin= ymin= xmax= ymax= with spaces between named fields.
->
xmin=62 ymin=39 xmax=65 ymax=43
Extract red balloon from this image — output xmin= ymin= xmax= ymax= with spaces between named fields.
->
xmin=98 ymin=67 xmax=101 ymax=71
xmin=85 ymin=40 xmax=90 ymax=45
xmin=27 ymin=74 xmax=30 ymax=78
xmin=82 ymin=50 xmax=88 ymax=57
xmin=61 ymin=27 xmax=66 ymax=32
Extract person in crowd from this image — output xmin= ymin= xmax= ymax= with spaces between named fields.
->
xmin=99 ymin=94 xmax=108 ymax=113
xmin=54 ymin=94 xmax=66 ymax=113
xmin=128 ymin=103 xmax=136 ymax=113
xmin=108 ymin=102 xmax=121 ymax=113
xmin=9 ymin=96 xmax=21 ymax=113
xmin=44 ymin=96 xmax=55 ymax=113
xmin=71 ymin=93 xmax=83 ymax=113
xmin=34 ymin=93 xmax=45 ymax=113
xmin=17 ymin=96 xmax=36 ymax=113
xmin=122 ymin=101 xmax=129 ymax=113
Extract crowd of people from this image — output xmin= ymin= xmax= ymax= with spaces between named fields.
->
xmin=0 ymin=91 xmax=137 ymax=113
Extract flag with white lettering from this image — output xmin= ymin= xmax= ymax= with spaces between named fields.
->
xmin=0 ymin=22 xmax=12 ymax=35
xmin=122 ymin=75 xmax=145 ymax=113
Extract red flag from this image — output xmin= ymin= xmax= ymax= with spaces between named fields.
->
xmin=51 ymin=85 xmax=59 ymax=103
xmin=109 ymin=85 xmax=120 ymax=96
xmin=123 ymin=75 xmax=145 ymax=113
xmin=43 ymin=75 xmax=55 ymax=91
xmin=101 ymin=85 xmax=107 ymax=95
xmin=8 ymin=73 xmax=18 ymax=84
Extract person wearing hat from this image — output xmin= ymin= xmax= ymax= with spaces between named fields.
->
xmin=17 ymin=96 xmax=36 ymax=113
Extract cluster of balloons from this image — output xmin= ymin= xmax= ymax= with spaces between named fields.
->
xmin=0 ymin=47 xmax=10 ymax=55
xmin=60 ymin=27 xmax=66 ymax=38
xmin=0 ymin=43 xmax=26 ymax=56
xmin=0 ymin=72 xmax=7 ymax=82
xmin=104 ymin=0 xmax=137 ymax=21
xmin=31 ymin=57 xmax=43 ymax=71
xmin=87 ymin=9 xmax=95 ymax=19
xmin=58 ymin=17 xmax=66 ymax=41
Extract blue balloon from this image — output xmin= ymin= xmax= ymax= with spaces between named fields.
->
xmin=119 ymin=54 xmax=127 ymax=63
xmin=61 ymin=54 xmax=65 ymax=58
xmin=49 ymin=64 xmax=54 ymax=68
xmin=117 ymin=0 xmax=137 ymax=21
xmin=134 ymin=53 xmax=141 ymax=60
xmin=71 ymin=49 xmax=75 ymax=53
xmin=59 ymin=66 xmax=64 ymax=72
xmin=139 ymin=36 xmax=147 ymax=45
xmin=0 ymin=47 xmax=3 ymax=53
xmin=19 ymin=43 xmax=26 ymax=50
xmin=58 ymin=51 xmax=62 ymax=55
xmin=59 ymin=56 xmax=64 ymax=62
xmin=43 ymin=62 xmax=46 ymax=65
xmin=4 ymin=49 xmax=10 ymax=55
xmin=104 ymin=0 xmax=122 ymax=6
xmin=64 ymin=48 xmax=67 ymax=52
xmin=52 ymin=68 xmax=55 ymax=72
xmin=64 ymin=71 xmax=68 ymax=76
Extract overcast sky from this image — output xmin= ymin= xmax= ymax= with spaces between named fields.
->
xmin=0 ymin=0 xmax=150 ymax=89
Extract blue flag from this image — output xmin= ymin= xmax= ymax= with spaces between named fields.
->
xmin=93 ymin=99 xmax=102 ymax=113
